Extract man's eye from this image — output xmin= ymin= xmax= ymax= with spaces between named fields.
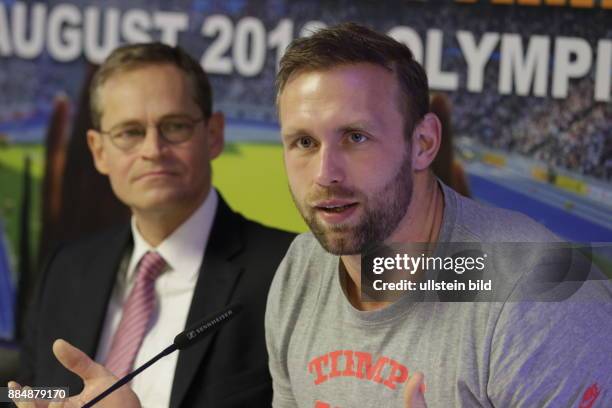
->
xmin=348 ymin=132 xmax=367 ymax=143
xmin=163 ymin=121 xmax=190 ymax=133
xmin=296 ymin=136 xmax=315 ymax=149
xmin=118 ymin=127 xmax=145 ymax=138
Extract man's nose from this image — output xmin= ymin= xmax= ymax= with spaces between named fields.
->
xmin=139 ymin=125 xmax=164 ymax=159
xmin=315 ymin=146 xmax=345 ymax=187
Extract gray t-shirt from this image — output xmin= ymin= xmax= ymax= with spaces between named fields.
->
xmin=265 ymin=183 xmax=612 ymax=407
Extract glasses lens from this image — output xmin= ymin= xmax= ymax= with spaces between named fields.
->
xmin=111 ymin=126 xmax=146 ymax=150
xmin=160 ymin=119 xmax=196 ymax=143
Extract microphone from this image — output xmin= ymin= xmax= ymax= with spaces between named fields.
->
xmin=82 ymin=303 xmax=242 ymax=408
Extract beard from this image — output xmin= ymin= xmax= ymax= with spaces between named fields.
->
xmin=291 ymin=152 xmax=413 ymax=255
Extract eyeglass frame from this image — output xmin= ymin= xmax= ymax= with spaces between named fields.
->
xmin=97 ymin=115 xmax=207 ymax=152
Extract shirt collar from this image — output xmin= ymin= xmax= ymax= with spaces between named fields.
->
xmin=128 ymin=188 xmax=219 ymax=284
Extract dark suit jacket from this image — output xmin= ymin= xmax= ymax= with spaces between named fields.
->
xmin=19 ymin=196 xmax=295 ymax=407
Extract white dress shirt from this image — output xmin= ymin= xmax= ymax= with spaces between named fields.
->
xmin=95 ymin=189 xmax=218 ymax=408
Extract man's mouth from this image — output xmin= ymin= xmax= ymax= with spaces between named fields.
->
xmin=135 ymin=170 xmax=176 ymax=180
xmin=315 ymin=202 xmax=359 ymax=213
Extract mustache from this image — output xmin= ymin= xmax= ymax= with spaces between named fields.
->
xmin=307 ymin=185 xmax=361 ymax=203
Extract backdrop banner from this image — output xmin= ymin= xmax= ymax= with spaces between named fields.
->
xmin=0 ymin=0 xmax=611 ymax=241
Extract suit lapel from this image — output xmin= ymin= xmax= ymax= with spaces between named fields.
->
xmin=170 ymin=197 xmax=244 ymax=408
xmin=70 ymin=225 xmax=132 ymax=360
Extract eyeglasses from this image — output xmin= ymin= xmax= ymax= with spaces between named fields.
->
xmin=99 ymin=116 xmax=206 ymax=151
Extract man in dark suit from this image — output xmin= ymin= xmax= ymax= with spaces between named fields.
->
xmin=13 ymin=43 xmax=294 ymax=407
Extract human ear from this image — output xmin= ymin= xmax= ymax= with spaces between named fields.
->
xmin=411 ymin=113 xmax=441 ymax=171
xmin=87 ymin=129 xmax=110 ymax=175
xmin=206 ymin=112 xmax=225 ymax=160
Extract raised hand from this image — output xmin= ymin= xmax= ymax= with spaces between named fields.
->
xmin=9 ymin=339 xmax=141 ymax=408
xmin=404 ymin=371 xmax=427 ymax=408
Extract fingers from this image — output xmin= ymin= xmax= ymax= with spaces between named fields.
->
xmin=9 ymin=340 xmax=118 ymax=408
xmin=48 ymin=399 xmax=79 ymax=408
xmin=403 ymin=371 xmax=427 ymax=408
xmin=8 ymin=381 xmax=76 ymax=408
xmin=7 ymin=381 xmax=49 ymax=408
xmin=52 ymin=339 xmax=111 ymax=382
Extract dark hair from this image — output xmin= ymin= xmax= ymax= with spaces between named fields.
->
xmin=90 ymin=42 xmax=212 ymax=129
xmin=276 ymin=22 xmax=429 ymax=137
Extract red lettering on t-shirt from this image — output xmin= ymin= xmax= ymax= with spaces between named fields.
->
xmin=307 ymin=350 xmax=409 ymax=391
xmin=354 ymin=351 xmax=388 ymax=384
xmin=329 ymin=350 xmax=344 ymax=378
xmin=341 ymin=350 xmax=356 ymax=377
xmin=308 ymin=354 xmax=330 ymax=385
xmin=578 ymin=383 xmax=601 ymax=408
xmin=383 ymin=358 xmax=409 ymax=390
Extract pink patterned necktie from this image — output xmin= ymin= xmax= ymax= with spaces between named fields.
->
xmin=105 ymin=251 xmax=166 ymax=378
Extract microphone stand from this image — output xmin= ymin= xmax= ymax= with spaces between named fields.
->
xmin=82 ymin=344 xmax=176 ymax=408
xmin=81 ymin=303 xmax=241 ymax=407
